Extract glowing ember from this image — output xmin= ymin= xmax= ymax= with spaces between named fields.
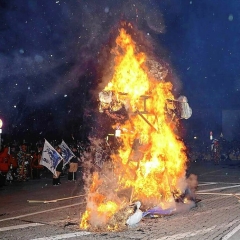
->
xmin=80 ymin=23 xmax=188 ymax=231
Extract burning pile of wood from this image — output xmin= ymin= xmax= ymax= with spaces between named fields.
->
xmin=80 ymin=23 xmax=193 ymax=231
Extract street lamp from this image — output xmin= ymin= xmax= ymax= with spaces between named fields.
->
xmin=0 ymin=119 xmax=3 ymax=151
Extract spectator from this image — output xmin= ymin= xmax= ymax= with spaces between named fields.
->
xmin=52 ymin=146 xmax=63 ymax=186
xmin=31 ymin=145 xmax=44 ymax=179
xmin=68 ymin=146 xmax=79 ymax=181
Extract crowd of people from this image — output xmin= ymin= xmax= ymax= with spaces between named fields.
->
xmin=186 ymin=136 xmax=240 ymax=164
xmin=2 ymin=135 xmax=240 ymax=188
xmin=0 ymin=140 xmax=85 ymax=187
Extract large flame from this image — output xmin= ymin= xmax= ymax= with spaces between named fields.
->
xmin=80 ymin=23 xmax=187 ymax=230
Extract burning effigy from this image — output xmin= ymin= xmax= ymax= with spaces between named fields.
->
xmin=80 ymin=22 xmax=193 ymax=231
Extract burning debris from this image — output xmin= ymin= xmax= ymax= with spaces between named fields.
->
xmin=80 ymin=22 xmax=193 ymax=231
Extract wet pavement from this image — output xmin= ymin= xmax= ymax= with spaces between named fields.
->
xmin=1 ymin=160 xmax=240 ymax=240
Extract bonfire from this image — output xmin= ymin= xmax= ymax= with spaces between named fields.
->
xmin=80 ymin=22 xmax=192 ymax=231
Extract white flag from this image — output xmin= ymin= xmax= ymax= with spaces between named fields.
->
xmin=40 ymin=139 xmax=63 ymax=175
xmin=59 ymin=140 xmax=75 ymax=166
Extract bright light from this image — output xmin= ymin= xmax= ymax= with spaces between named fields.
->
xmin=0 ymin=119 xmax=2 ymax=128
xmin=194 ymin=136 xmax=197 ymax=139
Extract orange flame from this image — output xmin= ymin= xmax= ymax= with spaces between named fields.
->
xmin=80 ymin=23 xmax=187 ymax=230
xmin=80 ymin=172 xmax=120 ymax=229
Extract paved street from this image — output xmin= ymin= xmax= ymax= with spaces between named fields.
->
xmin=1 ymin=160 xmax=240 ymax=240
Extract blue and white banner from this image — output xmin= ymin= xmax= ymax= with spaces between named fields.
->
xmin=40 ymin=139 xmax=63 ymax=175
xmin=59 ymin=140 xmax=75 ymax=166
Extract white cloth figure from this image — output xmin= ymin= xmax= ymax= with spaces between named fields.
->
xmin=126 ymin=201 xmax=143 ymax=227
xmin=178 ymin=96 xmax=192 ymax=119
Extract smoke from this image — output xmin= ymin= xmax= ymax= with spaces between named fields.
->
xmin=80 ymin=137 xmax=127 ymax=229
xmin=0 ymin=0 xmax=170 ymax=138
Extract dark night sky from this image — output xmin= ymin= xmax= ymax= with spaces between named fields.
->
xmin=0 ymin=0 xmax=240 ymax=142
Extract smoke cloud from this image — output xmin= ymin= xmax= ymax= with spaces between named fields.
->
xmin=0 ymin=0 xmax=170 ymax=140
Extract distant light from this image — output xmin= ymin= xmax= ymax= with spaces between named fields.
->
xmin=210 ymin=131 xmax=213 ymax=140
xmin=64 ymin=94 xmax=67 ymax=97
xmin=14 ymin=105 xmax=16 ymax=108
xmin=190 ymin=1 xmax=192 ymax=4
xmin=0 ymin=119 xmax=2 ymax=128
xmin=194 ymin=136 xmax=197 ymax=139
xmin=19 ymin=49 xmax=24 ymax=54
xmin=28 ymin=86 xmax=30 ymax=90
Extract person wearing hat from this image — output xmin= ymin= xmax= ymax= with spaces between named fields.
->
xmin=17 ymin=143 xmax=30 ymax=181
xmin=68 ymin=146 xmax=79 ymax=181
xmin=52 ymin=146 xmax=63 ymax=186
xmin=0 ymin=146 xmax=10 ymax=186
xmin=31 ymin=145 xmax=44 ymax=179
xmin=9 ymin=145 xmax=18 ymax=180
